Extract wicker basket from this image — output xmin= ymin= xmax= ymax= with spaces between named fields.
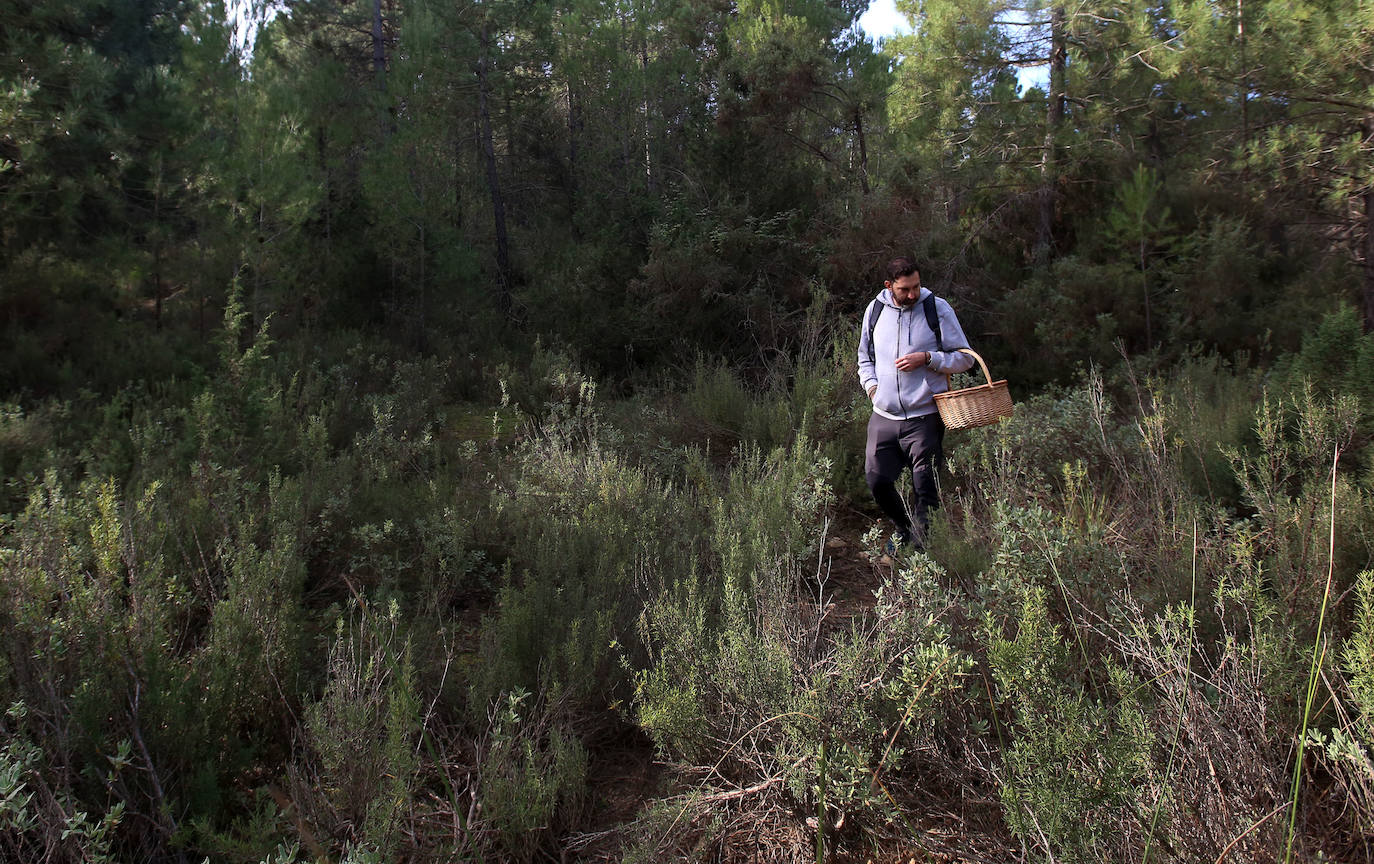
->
xmin=933 ymin=348 xmax=1013 ymax=430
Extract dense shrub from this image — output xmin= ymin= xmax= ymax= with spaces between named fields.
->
xmin=3 ymin=304 xmax=1373 ymax=862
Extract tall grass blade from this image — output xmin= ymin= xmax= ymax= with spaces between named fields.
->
xmin=1143 ymin=519 xmax=1199 ymax=864
xmin=817 ymin=740 xmax=827 ymax=864
xmin=1284 ymin=449 xmax=1341 ymax=864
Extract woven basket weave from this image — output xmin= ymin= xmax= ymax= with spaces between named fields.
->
xmin=933 ymin=348 xmax=1013 ymax=430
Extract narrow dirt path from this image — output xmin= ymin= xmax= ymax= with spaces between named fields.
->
xmin=815 ymin=503 xmax=894 ymax=631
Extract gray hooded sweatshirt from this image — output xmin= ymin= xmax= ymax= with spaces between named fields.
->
xmin=857 ymin=287 xmax=976 ymax=420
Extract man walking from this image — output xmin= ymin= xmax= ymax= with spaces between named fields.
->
xmin=857 ymin=257 xmax=975 ymax=551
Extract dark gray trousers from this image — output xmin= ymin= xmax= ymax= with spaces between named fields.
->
xmin=865 ymin=412 xmax=944 ymax=544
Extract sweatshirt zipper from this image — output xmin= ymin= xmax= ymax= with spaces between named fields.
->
xmin=894 ymin=305 xmax=908 ymax=416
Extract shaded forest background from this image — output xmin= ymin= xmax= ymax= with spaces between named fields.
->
xmin=3 ymin=0 xmax=1374 ymax=860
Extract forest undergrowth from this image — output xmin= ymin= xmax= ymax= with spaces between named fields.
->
xmin=6 ymin=0 xmax=1374 ymax=857
xmin=2 ymin=300 xmax=1374 ymax=863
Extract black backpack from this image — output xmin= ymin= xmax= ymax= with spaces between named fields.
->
xmin=866 ymin=294 xmax=943 ymax=367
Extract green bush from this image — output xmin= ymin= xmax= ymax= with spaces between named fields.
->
xmin=477 ymin=688 xmax=589 ymax=861
xmin=472 ymin=381 xmax=700 ymax=710
xmin=0 ymin=467 xmax=308 ymax=858
xmin=5 ymin=289 xmax=1374 ymax=863
xmin=1224 ymin=384 xmax=1369 ymax=625
xmin=296 ymin=603 xmax=420 ymax=856
xmin=1162 ymin=353 xmax=1263 ymax=506
xmin=946 ymin=375 xmax=1135 ymax=508
xmin=631 ymin=439 xmax=980 ymax=857
xmin=679 ymin=356 xmax=794 ymax=451
xmin=987 ymin=587 xmax=1152 ymax=863
xmin=1283 ymin=306 xmax=1374 ymax=412
xmin=1346 ymin=570 xmax=1374 ymax=751
xmin=0 ymin=701 xmax=124 ymax=863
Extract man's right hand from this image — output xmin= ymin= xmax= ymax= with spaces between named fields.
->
xmin=867 ymin=384 xmax=877 ymax=401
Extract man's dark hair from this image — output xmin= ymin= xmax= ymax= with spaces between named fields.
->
xmin=886 ymin=256 xmax=920 ymax=281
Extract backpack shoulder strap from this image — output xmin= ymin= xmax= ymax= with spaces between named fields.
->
xmin=922 ymin=294 xmax=944 ymax=353
xmin=866 ymin=299 xmax=883 ymax=366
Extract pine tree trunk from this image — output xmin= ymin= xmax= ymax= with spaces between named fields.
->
xmin=640 ymin=37 xmax=653 ymax=195
xmin=618 ymin=7 xmax=633 ymax=195
xmin=372 ymin=0 xmax=386 ymax=85
xmin=153 ymin=243 xmax=162 ymax=331
xmin=254 ymin=201 xmax=265 ymax=327
xmin=567 ymin=86 xmax=580 ymax=238
xmin=1141 ymin=238 xmax=1152 ymax=348
xmin=478 ymin=23 xmax=512 ymax=317
xmin=452 ymin=133 xmax=463 ymax=232
xmin=1364 ymin=115 xmax=1374 ymax=332
xmin=1035 ymin=2 xmax=1066 ymax=266
xmin=417 ymin=222 xmax=427 ymax=349
xmin=318 ymin=125 xmax=332 ymax=254
xmin=153 ymin=165 xmax=163 ymax=332
xmin=1237 ymin=0 xmax=1249 ymax=146
xmin=854 ymin=108 xmax=870 ymax=195
xmin=197 ymin=234 xmax=206 ymax=343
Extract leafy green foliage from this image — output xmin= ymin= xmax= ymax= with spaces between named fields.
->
xmin=478 ymin=688 xmax=588 ymax=860
xmin=1346 ymin=570 xmax=1374 ymax=750
xmin=988 ymin=588 xmax=1151 ymax=862
xmin=4 ymin=0 xmax=1374 ymax=858
xmin=299 ymin=604 xmax=420 ymax=856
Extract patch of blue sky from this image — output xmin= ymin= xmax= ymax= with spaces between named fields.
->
xmin=857 ymin=0 xmax=1049 ymax=92
xmin=857 ymin=0 xmax=914 ymax=41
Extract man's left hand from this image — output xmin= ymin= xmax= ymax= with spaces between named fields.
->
xmin=895 ymin=351 xmax=930 ymax=372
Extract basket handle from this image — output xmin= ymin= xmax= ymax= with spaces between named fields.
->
xmin=944 ymin=348 xmax=994 ymax=388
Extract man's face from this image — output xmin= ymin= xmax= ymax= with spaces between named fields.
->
xmin=886 ymin=271 xmax=921 ymax=307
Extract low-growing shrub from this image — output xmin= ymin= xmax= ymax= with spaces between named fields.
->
xmin=477 ymin=688 xmax=589 ymax=861
xmin=987 ymin=587 xmax=1152 ymax=863
xmin=292 ymin=602 xmax=421 ymax=857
